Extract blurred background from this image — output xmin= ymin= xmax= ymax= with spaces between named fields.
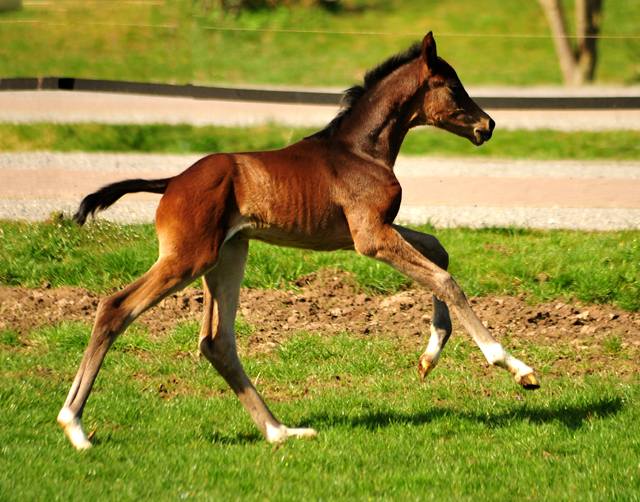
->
xmin=1 ymin=0 xmax=639 ymax=227
xmin=1 ymin=0 xmax=638 ymax=89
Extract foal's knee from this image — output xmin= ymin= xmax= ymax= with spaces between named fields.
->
xmin=433 ymin=272 xmax=465 ymax=307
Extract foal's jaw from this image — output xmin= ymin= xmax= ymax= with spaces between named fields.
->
xmin=432 ymin=115 xmax=495 ymax=147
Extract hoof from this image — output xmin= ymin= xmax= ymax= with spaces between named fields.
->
xmin=517 ymin=372 xmax=540 ymax=390
xmin=266 ymin=423 xmax=318 ymax=443
xmin=417 ymin=354 xmax=435 ymax=380
xmin=289 ymin=427 xmax=318 ymax=440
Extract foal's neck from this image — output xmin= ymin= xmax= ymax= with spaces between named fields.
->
xmin=340 ymin=60 xmax=424 ymax=169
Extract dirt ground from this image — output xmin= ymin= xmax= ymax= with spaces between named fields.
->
xmin=2 ymin=270 xmax=639 ymax=378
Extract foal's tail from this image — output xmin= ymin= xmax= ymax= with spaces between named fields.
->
xmin=73 ymin=178 xmax=173 ymax=226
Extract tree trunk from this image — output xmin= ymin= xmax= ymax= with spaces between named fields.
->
xmin=537 ymin=0 xmax=603 ymax=86
xmin=576 ymin=0 xmax=603 ymax=82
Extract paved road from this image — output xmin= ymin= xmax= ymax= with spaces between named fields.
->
xmin=1 ymin=90 xmax=639 ymax=230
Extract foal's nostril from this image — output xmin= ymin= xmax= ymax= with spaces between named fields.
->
xmin=489 ymin=118 xmax=496 ymax=132
xmin=474 ymin=127 xmax=492 ymax=144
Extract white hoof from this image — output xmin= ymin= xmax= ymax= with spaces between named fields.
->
xmin=287 ymin=427 xmax=318 ymax=439
xmin=57 ymin=408 xmax=93 ymax=450
xmin=265 ymin=423 xmax=318 ymax=443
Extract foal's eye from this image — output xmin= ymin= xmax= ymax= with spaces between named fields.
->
xmin=448 ymin=83 xmax=463 ymax=93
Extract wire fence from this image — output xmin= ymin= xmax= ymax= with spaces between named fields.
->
xmin=5 ymin=0 xmax=640 ymax=39
xmin=2 ymin=17 xmax=640 ymax=39
xmin=3 ymin=0 xmax=640 ymax=89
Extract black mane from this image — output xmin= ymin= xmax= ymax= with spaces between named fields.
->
xmin=306 ymin=41 xmax=423 ymax=140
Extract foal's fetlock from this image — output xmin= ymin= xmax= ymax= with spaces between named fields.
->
xmin=484 ymin=346 xmax=541 ymax=391
xmin=417 ymin=354 xmax=436 ymax=379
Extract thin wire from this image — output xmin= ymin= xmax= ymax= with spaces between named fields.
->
xmin=23 ymin=0 xmax=166 ymax=3
xmin=200 ymin=26 xmax=640 ymax=39
xmin=1 ymin=18 xmax=638 ymax=39
xmin=81 ymin=21 xmax=178 ymax=28
xmin=0 ymin=19 xmax=178 ymax=28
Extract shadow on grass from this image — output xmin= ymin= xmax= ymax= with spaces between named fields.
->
xmin=307 ymin=394 xmax=625 ymax=433
xmin=64 ymin=395 xmax=625 ymax=448
xmin=207 ymin=430 xmax=264 ymax=445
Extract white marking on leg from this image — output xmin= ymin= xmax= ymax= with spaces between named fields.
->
xmin=424 ymin=325 xmax=444 ymax=365
xmin=479 ymin=343 xmax=536 ymax=381
xmin=265 ymin=423 xmax=318 ymax=443
xmin=481 ymin=343 xmax=509 ymax=367
xmin=57 ymin=407 xmax=92 ymax=450
xmin=265 ymin=422 xmax=288 ymax=443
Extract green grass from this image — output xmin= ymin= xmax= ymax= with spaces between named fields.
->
xmin=0 ymin=0 xmax=639 ymax=86
xmin=0 ymin=123 xmax=309 ymax=155
xmin=1 ymin=318 xmax=639 ymax=501
xmin=1 ymin=220 xmax=639 ymax=311
xmin=0 ymin=219 xmax=159 ymax=292
xmin=2 ymin=123 xmax=640 ymax=160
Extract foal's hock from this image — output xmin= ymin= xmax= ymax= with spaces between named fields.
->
xmin=58 ymin=33 xmax=539 ymax=450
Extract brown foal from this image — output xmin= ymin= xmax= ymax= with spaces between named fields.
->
xmin=58 ymin=33 xmax=539 ymax=450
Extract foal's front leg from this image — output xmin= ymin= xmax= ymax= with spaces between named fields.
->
xmin=357 ymin=224 xmax=539 ymax=389
xmin=393 ymin=225 xmax=452 ymax=379
xmin=199 ymin=236 xmax=317 ymax=442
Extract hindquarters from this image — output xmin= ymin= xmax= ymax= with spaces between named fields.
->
xmin=154 ymin=154 xmax=244 ymax=277
xmin=58 ymin=154 xmax=247 ymax=449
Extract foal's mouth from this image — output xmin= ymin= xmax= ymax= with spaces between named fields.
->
xmin=472 ymin=118 xmax=496 ymax=146
xmin=472 ymin=128 xmax=492 ymax=146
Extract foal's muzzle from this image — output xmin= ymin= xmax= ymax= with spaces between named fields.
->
xmin=473 ymin=118 xmax=495 ymax=146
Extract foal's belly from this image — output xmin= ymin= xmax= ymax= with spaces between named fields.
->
xmin=249 ymin=228 xmax=354 ymax=252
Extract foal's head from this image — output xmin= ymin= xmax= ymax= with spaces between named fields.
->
xmin=416 ymin=32 xmax=495 ymax=146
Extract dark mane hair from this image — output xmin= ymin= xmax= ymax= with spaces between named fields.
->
xmin=306 ymin=41 xmax=423 ymax=140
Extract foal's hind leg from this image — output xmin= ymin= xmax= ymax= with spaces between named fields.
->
xmin=57 ymin=256 xmax=197 ymax=449
xmin=393 ymin=225 xmax=452 ymax=379
xmin=199 ymin=235 xmax=317 ymax=443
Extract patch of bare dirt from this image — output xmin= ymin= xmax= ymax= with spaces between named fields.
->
xmin=2 ymin=270 xmax=639 ymax=376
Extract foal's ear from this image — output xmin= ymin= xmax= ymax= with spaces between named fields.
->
xmin=422 ymin=32 xmax=438 ymax=68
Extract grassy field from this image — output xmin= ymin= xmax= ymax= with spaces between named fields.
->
xmin=1 ymin=222 xmax=639 ymax=500
xmin=0 ymin=0 xmax=639 ymax=86
xmin=1 ymin=220 xmax=638 ymax=311
xmin=2 ymin=123 xmax=640 ymax=160
xmin=1 ymin=318 xmax=639 ymax=501
xmin=2 ymin=2 xmax=640 ymax=499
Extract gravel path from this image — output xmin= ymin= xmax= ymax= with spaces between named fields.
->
xmin=2 ymin=152 xmax=639 ymax=230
